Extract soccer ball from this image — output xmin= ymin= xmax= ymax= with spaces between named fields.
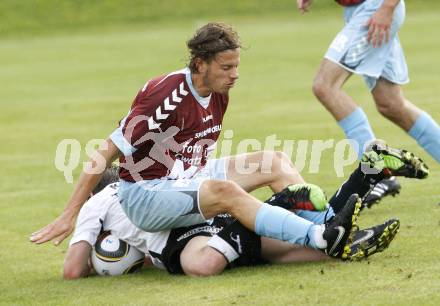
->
xmin=91 ymin=231 xmax=144 ymax=276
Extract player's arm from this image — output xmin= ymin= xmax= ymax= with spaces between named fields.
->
xmin=297 ymin=0 xmax=313 ymax=13
xmin=367 ymin=0 xmax=401 ymax=47
xmin=31 ymin=80 xmax=169 ymax=246
xmin=30 ymin=138 xmax=121 ymax=245
xmin=63 ymin=192 xmax=110 ymax=279
xmin=63 ymin=241 xmax=93 ymax=280
xmin=143 ymin=255 xmax=153 ymax=267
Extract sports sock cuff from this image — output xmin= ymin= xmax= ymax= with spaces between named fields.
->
xmin=408 ymin=112 xmax=429 ymax=139
xmin=308 ymin=224 xmax=327 ymax=249
xmin=408 ymin=112 xmax=440 ymax=163
xmin=338 ymin=107 xmax=368 ymax=129
xmin=256 ymin=203 xmax=315 ymax=245
xmin=207 ymin=235 xmax=239 ymax=263
xmin=338 ymin=107 xmax=375 ymax=159
xmin=294 ymin=209 xmax=328 ymax=224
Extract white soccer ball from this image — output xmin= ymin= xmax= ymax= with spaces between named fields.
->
xmin=91 ymin=232 xmax=144 ymax=276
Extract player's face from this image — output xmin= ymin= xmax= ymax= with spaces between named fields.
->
xmin=202 ymin=48 xmax=240 ymax=95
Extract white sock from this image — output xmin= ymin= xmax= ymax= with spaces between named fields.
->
xmin=311 ymin=224 xmax=327 ymax=249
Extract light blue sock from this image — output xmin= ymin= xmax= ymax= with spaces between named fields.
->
xmin=295 ymin=206 xmax=335 ymax=224
xmin=408 ymin=112 xmax=440 ymax=163
xmin=255 ymin=203 xmax=322 ymax=248
xmin=338 ymin=107 xmax=375 ymax=159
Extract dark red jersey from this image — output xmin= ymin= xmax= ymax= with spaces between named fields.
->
xmin=110 ymin=68 xmax=229 ymax=182
xmin=335 ymin=0 xmax=365 ymax=6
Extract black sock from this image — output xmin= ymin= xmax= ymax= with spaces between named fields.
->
xmin=329 ymin=166 xmax=383 ymax=213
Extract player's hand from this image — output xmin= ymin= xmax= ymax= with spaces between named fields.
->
xmin=30 ymin=211 xmax=76 ymax=245
xmin=297 ymin=0 xmax=313 ymax=14
xmin=366 ymin=4 xmax=394 ymax=47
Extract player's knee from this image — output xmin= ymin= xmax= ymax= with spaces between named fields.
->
xmin=270 ymin=151 xmax=294 ymax=173
xmin=312 ymin=75 xmax=332 ymax=103
xmin=183 ymin=251 xmax=225 ymax=277
xmin=273 ymin=151 xmax=292 ymax=166
xmin=374 ymin=97 xmax=404 ymax=119
xmin=205 ymin=180 xmax=246 ymax=203
xmin=375 ymin=102 xmax=391 ymax=118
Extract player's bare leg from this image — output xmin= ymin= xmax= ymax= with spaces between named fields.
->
xmin=180 ymin=236 xmax=227 ymax=277
xmin=181 ymin=235 xmax=330 ymax=277
xmin=312 ymin=59 xmax=357 ymax=121
xmin=181 ymin=236 xmax=330 ymax=277
xmin=372 ymin=78 xmax=440 ymax=162
xmin=225 ymin=151 xmax=327 ymax=211
xmin=372 ymin=78 xmax=421 ymax=131
xmin=261 ymin=238 xmax=329 ymax=264
xmin=311 ymin=59 xmax=404 ymax=204
xmin=198 ymin=178 xmax=360 ymax=260
xmin=199 ymin=179 xmax=262 ymax=230
xmin=199 ymin=150 xmax=331 ymax=247
xmin=225 ymin=151 xmax=304 ymax=193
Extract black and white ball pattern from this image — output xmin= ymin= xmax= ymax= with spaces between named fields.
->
xmin=92 ymin=232 xmax=144 ymax=276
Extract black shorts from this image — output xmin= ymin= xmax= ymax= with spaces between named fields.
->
xmin=157 ymin=215 xmax=266 ymax=274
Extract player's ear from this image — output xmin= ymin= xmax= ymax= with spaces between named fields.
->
xmin=194 ymin=57 xmax=207 ymax=74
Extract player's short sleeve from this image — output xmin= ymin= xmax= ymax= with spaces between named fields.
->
xmin=109 ymin=110 xmax=138 ymax=156
xmin=69 ymin=194 xmax=109 ymax=247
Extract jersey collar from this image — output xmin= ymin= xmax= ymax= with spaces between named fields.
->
xmin=184 ymin=68 xmax=211 ymax=109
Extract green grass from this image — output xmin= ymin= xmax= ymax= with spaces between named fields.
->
xmin=0 ymin=0 xmax=318 ymax=37
xmin=1 ymin=3 xmax=440 ymax=306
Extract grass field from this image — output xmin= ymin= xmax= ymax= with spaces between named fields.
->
xmin=1 ymin=2 xmax=440 ymax=305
